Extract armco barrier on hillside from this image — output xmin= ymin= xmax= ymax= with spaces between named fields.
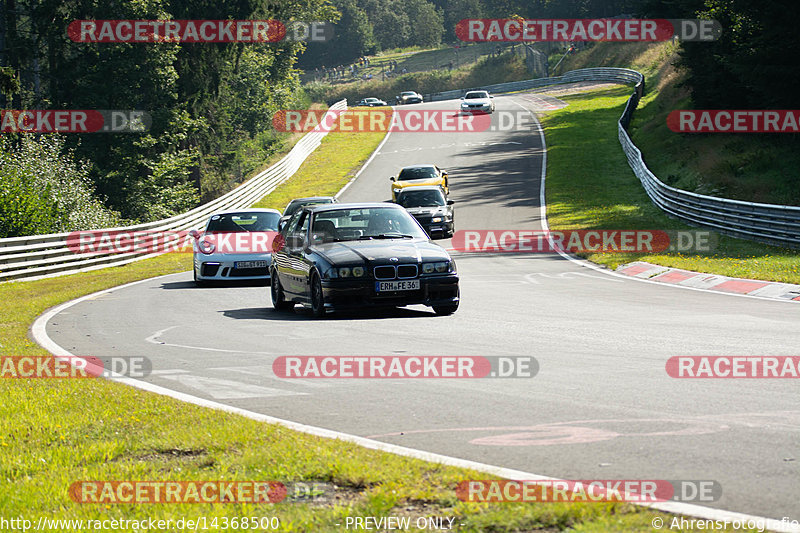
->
xmin=0 ymin=100 xmax=347 ymax=282
xmin=426 ymin=67 xmax=799 ymax=249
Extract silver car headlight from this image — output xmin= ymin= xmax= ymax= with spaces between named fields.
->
xmin=198 ymin=238 xmax=215 ymax=255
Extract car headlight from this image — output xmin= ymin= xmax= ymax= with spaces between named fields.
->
xmin=422 ymin=261 xmax=454 ymax=274
xmin=324 ymin=267 xmax=338 ymax=279
xmin=431 ymin=216 xmax=443 ymax=223
xmin=330 ymin=266 xmax=366 ymax=278
xmin=198 ymin=238 xmax=215 ymax=254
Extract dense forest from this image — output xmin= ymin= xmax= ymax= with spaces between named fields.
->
xmin=0 ymin=0 xmax=797 ymax=236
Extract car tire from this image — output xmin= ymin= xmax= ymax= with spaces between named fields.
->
xmin=310 ymin=272 xmax=326 ymax=318
xmin=193 ymin=267 xmax=208 ymax=287
xmin=433 ymin=302 xmax=459 ymax=315
xmin=271 ymin=270 xmax=293 ymax=311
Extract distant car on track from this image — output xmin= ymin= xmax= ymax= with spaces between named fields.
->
xmin=396 ymin=91 xmax=423 ymax=105
xmin=390 ymin=164 xmax=449 ymax=201
xmin=270 ymin=203 xmax=459 ymax=316
xmin=394 ymin=186 xmax=455 ymax=239
xmin=460 ymin=90 xmax=495 ymax=114
xmin=356 ymin=97 xmax=388 ymax=106
xmin=281 ymin=196 xmax=338 ymax=228
xmin=191 ymin=209 xmax=281 ymax=286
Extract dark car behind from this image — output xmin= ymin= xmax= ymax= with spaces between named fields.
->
xmin=270 ymin=203 xmax=459 ymax=316
xmin=395 ymin=186 xmax=454 ymax=239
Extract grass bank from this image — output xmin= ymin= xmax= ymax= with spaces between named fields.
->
xmin=557 ymin=41 xmax=800 ymax=206
xmin=541 ymin=85 xmax=799 ymax=283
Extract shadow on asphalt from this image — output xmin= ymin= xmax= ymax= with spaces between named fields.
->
xmin=219 ymin=306 xmax=435 ymax=321
xmin=159 ymin=279 xmax=269 ymax=290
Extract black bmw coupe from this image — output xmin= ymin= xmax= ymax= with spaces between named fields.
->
xmin=270 ymin=203 xmax=460 ymax=317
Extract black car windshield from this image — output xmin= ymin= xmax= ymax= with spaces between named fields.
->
xmin=206 ymin=212 xmax=280 ymax=232
xmin=397 ymin=167 xmax=437 ymax=181
xmin=312 ymin=208 xmax=427 ymax=242
xmin=401 ymin=92 xmax=416 ymax=97
xmin=284 ymin=198 xmax=334 ymax=217
xmin=398 ymin=189 xmax=446 ymax=208
xmin=465 ymin=91 xmax=489 ymax=99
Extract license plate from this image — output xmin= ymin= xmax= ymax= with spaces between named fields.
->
xmin=376 ymin=280 xmax=420 ymax=292
xmin=235 ymin=260 xmax=268 ymax=269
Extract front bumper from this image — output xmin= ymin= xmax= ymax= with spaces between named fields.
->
xmin=194 ymin=253 xmax=272 ymax=281
xmin=414 ymin=219 xmax=453 ymax=238
xmin=321 ymin=275 xmax=459 ymax=310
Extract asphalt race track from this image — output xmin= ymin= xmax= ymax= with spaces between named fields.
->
xmin=44 ymin=92 xmax=800 ymax=521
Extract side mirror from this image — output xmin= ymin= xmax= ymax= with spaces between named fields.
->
xmin=441 ymin=171 xmax=448 ymax=176
xmin=461 ymin=96 xmax=465 ymax=100
xmin=389 ymin=176 xmax=395 ymax=182
xmin=447 ymin=200 xmax=455 ymax=205
xmin=278 ymin=216 xmax=289 ymax=232
xmin=489 ymin=95 xmax=494 ymax=98
xmin=188 ymin=229 xmax=200 ymax=240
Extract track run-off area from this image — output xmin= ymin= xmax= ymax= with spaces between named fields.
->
xmin=39 ymin=86 xmax=800 ymax=526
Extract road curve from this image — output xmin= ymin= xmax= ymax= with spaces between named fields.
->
xmin=43 ymin=90 xmax=800 ymax=521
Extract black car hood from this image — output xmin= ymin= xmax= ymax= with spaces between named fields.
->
xmin=312 ymin=239 xmax=450 ymax=265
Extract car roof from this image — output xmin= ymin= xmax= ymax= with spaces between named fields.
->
xmin=305 ymin=202 xmax=404 ymax=213
xmin=208 ymin=208 xmax=281 ymax=216
xmin=288 ymin=196 xmax=336 ymax=203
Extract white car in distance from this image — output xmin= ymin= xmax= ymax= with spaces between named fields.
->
xmin=460 ymin=90 xmax=495 ymax=114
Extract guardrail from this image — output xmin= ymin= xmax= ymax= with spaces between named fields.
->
xmin=0 ymin=100 xmax=348 ymax=282
xmin=428 ymin=67 xmax=799 ymax=250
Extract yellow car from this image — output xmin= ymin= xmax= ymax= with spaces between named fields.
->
xmin=390 ymin=165 xmax=449 ymax=201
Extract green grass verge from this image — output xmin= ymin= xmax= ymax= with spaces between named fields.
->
xmin=541 ymin=86 xmax=799 ymax=284
xmin=0 ymin=119 xmax=724 ymax=531
xmin=252 ymin=126 xmax=387 ymax=211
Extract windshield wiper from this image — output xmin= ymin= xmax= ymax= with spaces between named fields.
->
xmin=359 ymin=233 xmax=414 ymax=240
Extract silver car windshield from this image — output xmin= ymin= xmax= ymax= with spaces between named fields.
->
xmin=206 ymin=212 xmax=280 ymax=232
